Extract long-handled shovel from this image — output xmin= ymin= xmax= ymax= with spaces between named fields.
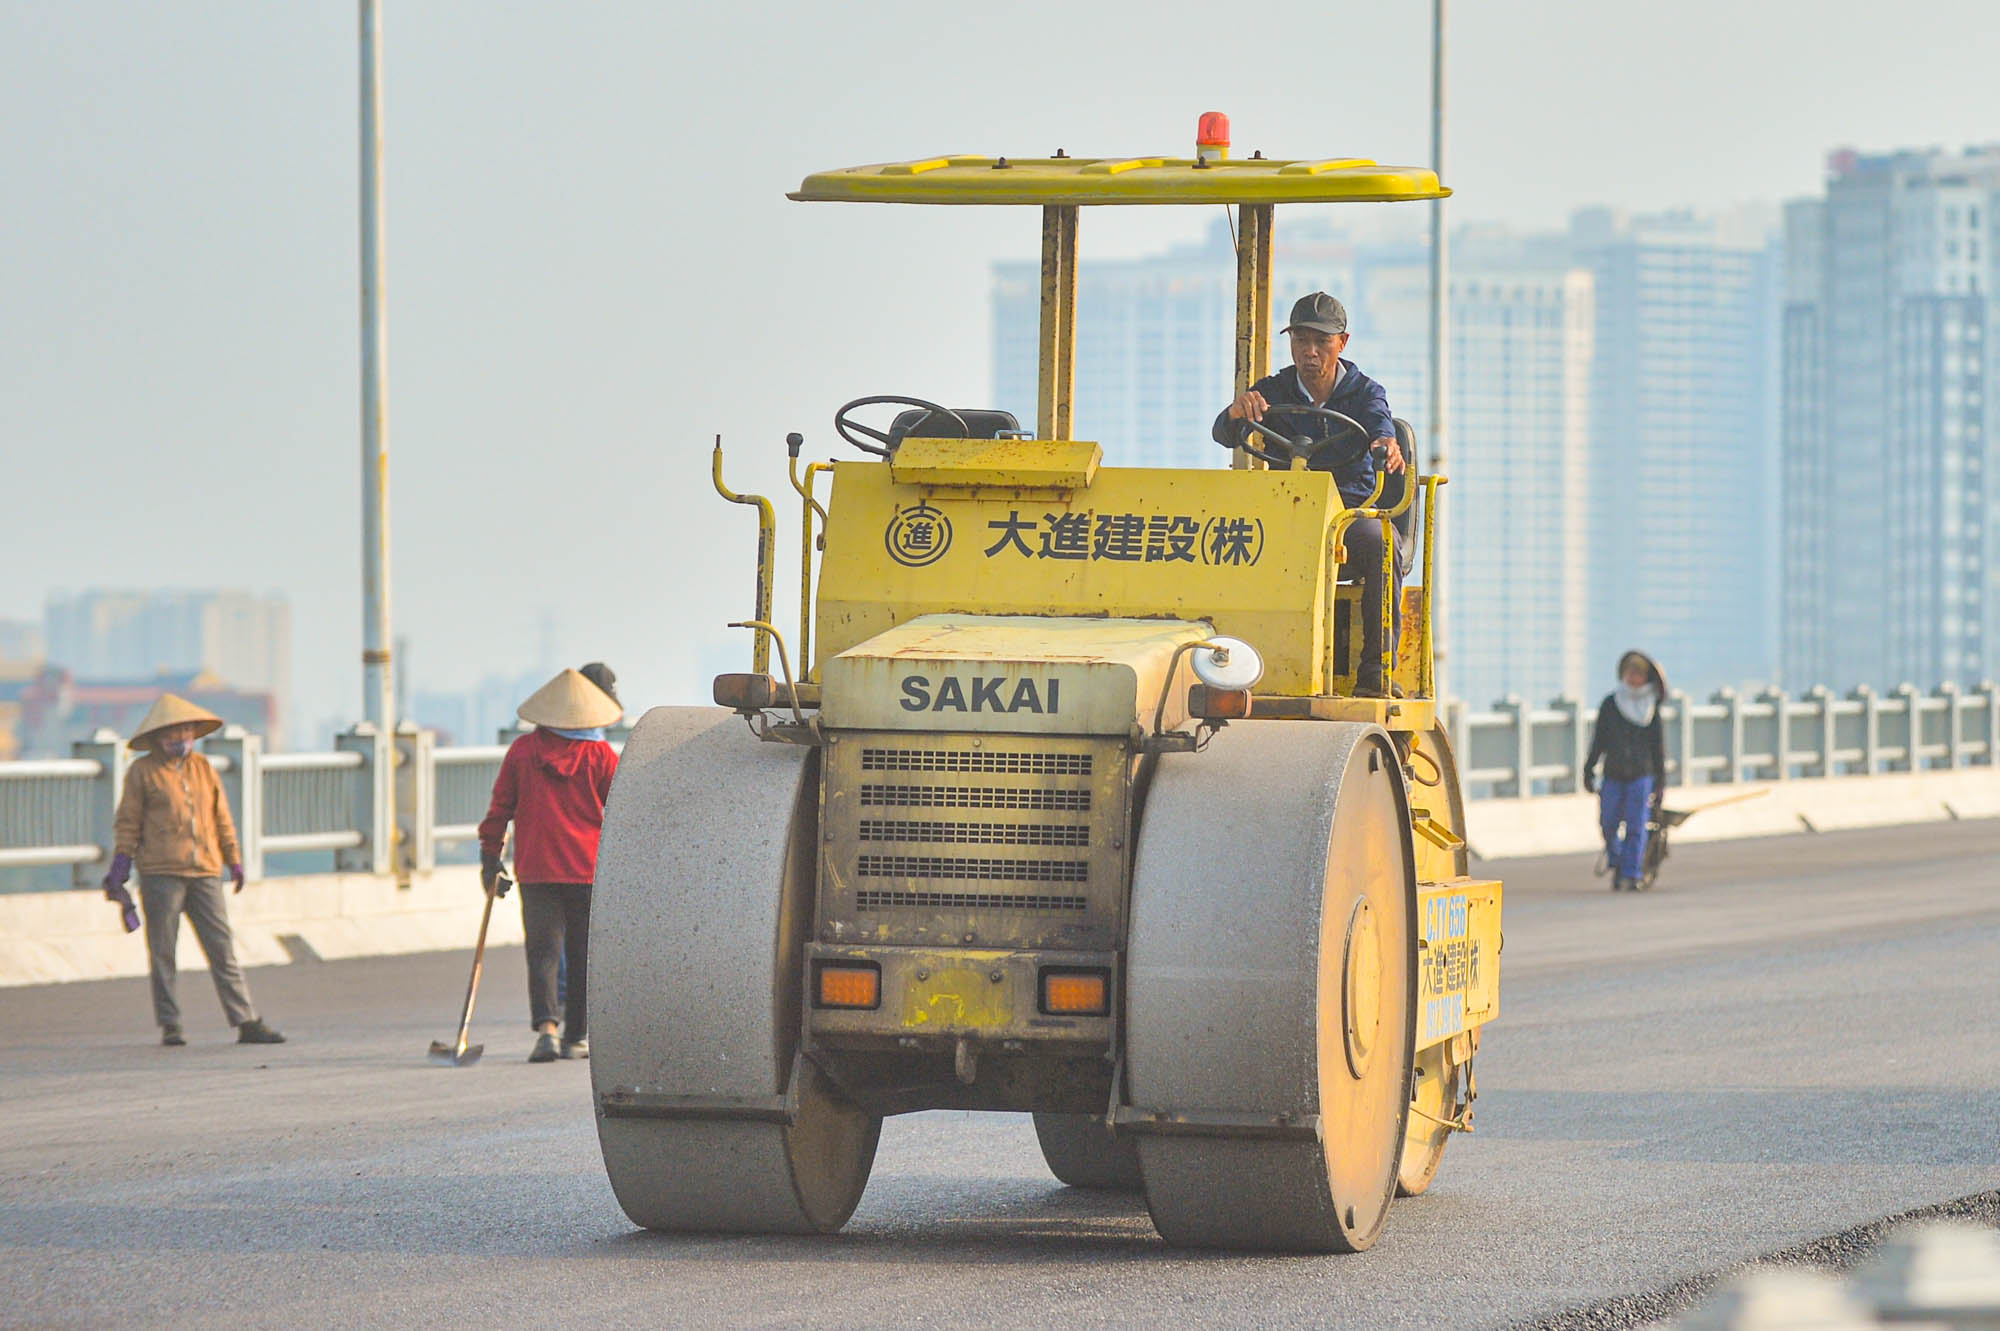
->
xmin=429 ymin=871 xmax=508 ymax=1067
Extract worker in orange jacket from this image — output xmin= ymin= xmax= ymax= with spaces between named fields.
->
xmin=102 ymin=694 xmax=286 ymax=1047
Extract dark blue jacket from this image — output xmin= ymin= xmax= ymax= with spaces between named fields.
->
xmin=1211 ymin=361 xmax=1396 ymax=505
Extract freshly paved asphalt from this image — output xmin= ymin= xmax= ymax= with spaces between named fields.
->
xmin=2 ymin=819 xmax=1996 ymax=1329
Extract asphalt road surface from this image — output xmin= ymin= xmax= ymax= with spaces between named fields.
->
xmin=3 ymin=819 xmax=1997 ymax=1329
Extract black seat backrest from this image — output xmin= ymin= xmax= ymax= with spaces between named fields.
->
xmin=1384 ymin=418 xmax=1418 ymax=579
xmin=888 ymin=407 xmax=1023 ymax=446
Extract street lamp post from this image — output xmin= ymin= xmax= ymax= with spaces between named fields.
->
xmin=1427 ymin=0 xmax=1451 ymax=705
xmin=358 ymin=0 xmax=394 ymax=731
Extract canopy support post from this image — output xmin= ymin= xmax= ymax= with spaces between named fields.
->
xmin=1037 ymin=204 xmax=1079 ymax=441
xmin=1232 ymin=203 xmax=1274 ymax=469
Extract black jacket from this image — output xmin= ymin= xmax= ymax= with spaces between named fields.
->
xmin=1585 ymin=696 xmax=1665 ymax=785
xmin=1211 ymin=362 xmax=1396 ymax=505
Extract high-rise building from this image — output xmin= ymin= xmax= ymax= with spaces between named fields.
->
xmin=993 ymin=227 xmax=1244 ymax=468
xmin=43 ymin=590 xmax=292 ymax=743
xmin=991 ymin=220 xmax=1596 ymax=706
xmin=1782 ymin=147 xmax=1998 ymax=689
xmin=1566 ymin=208 xmax=1783 ymax=699
xmin=1362 ymin=258 xmax=1597 ymax=708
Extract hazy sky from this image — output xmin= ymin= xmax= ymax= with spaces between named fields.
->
xmin=6 ymin=1 xmax=1999 ymax=732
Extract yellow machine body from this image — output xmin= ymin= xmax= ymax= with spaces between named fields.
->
xmin=817 ymin=450 xmax=1368 ymax=700
xmin=592 ymin=131 xmax=1501 ymax=1252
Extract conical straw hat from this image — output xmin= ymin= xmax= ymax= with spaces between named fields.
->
xmin=517 ymin=669 xmax=622 ymax=730
xmin=128 ymin=694 xmax=225 ymax=751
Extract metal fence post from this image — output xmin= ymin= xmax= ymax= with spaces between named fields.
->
xmin=1807 ymin=684 xmax=1835 ymax=777
xmin=1757 ymin=686 xmax=1789 ymax=780
xmin=1716 ymin=687 xmax=1741 ymax=783
xmin=1445 ymin=696 xmax=1468 ymax=783
xmin=1981 ymin=680 xmax=2000 ymax=766
xmin=335 ymin=723 xmax=393 ymax=875
xmin=1553 ymin=694 xmax=1586 ymax=792
xmin=1669 ymin=689 xmax=1692 ymax=787
xmin=1893 ymin=681 xmax=1920 ymax=771
xmin=68 ymin=729 xmax=129 ymax=889
xmin=1496 ymin=695 xmax=1529 ymax=798
xmin=207 ymin=726 xmax=264 ymax=882
xmin=1855 ymin=685 xmax=1878 ymax=776
xmin=395 ymin=722 xmax=434 ymax=879
xmin=1938 ymin=681 xmax=1962 ymax=770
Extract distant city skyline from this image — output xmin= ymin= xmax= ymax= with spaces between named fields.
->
xmin=1783 ymin=145 xmax=2000 ymax=691
xmin=993 ymin=207 xmax=1780 ymax=707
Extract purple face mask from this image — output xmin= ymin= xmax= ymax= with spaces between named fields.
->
xmin=161 ymin=737 xmax=195 ymax=759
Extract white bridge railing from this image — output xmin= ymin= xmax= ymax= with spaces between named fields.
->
xmin=2 ymin=681 xmax=1994 ymax=889
xmin=1454 ymin=680 xmax=2000 ymax=799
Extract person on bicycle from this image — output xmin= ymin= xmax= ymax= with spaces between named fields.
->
xmin=1212 ymin=292 xmax=1406 ymax=696
xmin=1582 ymin=650 xmax=1667 ymax=892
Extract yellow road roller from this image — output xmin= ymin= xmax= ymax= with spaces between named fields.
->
xmin=591 ymin=122 xmax=1502 ymax=1253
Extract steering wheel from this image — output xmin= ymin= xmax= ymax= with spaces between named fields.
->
xmin=833 ymin=395 xmax=971 ymax=458
xmin=1224 ymin=404 xmax=1377 ymax=471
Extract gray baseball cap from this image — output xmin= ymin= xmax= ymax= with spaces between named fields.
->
xmin=1282 ymin=292 xmax=1348 ymax=336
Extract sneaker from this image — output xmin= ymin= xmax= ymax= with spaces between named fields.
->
xmin=161 ymin=1024 xmax=186 ymax=1047
xmin=236 ymin=1018 xmax=287 ymax=1044
xmin=529 ymin=1032 xmax=561 ymax=1063
xmin=560 ymin=1039 xmax=589 ymax=1060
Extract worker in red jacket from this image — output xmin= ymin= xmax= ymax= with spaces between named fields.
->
xmin=477 ymin=669 xmax=620 ymax=1062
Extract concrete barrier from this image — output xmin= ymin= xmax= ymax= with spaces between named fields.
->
xmin=1466 ymin=768 xmax=2000 ymax=862
xmin=0 ymin=866 xmax=521 ymax=989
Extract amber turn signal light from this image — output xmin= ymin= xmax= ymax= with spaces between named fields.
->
xmin=815 ymin=962 xmax=881 ymax=1010
xmin=712 ymin=673 xmax=780 ymax=709
xmin=1039 ymin=969 xmax=1110 ymax=1016
xmin=1187 ymin=683 xmax=1253 ymax=720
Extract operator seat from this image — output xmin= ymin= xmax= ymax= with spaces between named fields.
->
xmin=887 ymin=407 xmax=1023 ymax=449
xmin=1383 ymin=417 xmax=1419 ymax=579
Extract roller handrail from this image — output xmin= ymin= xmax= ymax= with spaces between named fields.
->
xmin=713 ymin=438 xmax=776 ymax=675
xmin=728 ymin=620 xmax=806 ymax=729
xmin=785 ymin=447 xmax=834 ymax=679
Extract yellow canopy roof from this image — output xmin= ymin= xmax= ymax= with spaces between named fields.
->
xmin=789 ymin=155 xmax=1448 ymax=206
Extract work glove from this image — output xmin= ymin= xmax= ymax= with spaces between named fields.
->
xmin=480 ymin=850 xmax=509 ymax=897
xmin=101 ymin=854 xmax=141 ymax=932
xmin=105 ymin=884 xmax=141 ymax=934
xmin=229 ymin=863 xmax=246 ymax=893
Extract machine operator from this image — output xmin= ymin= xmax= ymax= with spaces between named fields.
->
xmin=1213 ymin=292 xmax=1406 ymax=696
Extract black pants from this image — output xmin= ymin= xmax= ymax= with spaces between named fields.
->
xmin=1341 ymin=518 xmax=1401 ymax=693
xmin=521 ymin=882 xmax=590 ymax=1043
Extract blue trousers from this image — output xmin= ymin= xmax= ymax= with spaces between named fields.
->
xmin=1599 ymin=776 xmax=1654 ymax=880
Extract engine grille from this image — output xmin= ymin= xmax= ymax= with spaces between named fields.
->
xmin=822 ymin=733 xmax=1125 ymax=949
xmin=856 ymin=889 xmax=1089 ymax=912
xmin=857 ymin=854 xmax=1089 ymax=883
xmin=860 ymin=783 xmax=1091 ymax=812
xmin=858 ymin=818 xmax=1091 ymax=847
xmin=860 ymin=748 xmax=1092 ymax=776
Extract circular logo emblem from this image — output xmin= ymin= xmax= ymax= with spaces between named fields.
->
xmin=885 ymin=500 xmax=952 ymax=568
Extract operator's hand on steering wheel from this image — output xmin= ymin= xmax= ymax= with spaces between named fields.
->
xmin=1377 ymin=436 xmax=1406 ymax=473
xmin=1226 ymin=390 xmax=1270 ymax=424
